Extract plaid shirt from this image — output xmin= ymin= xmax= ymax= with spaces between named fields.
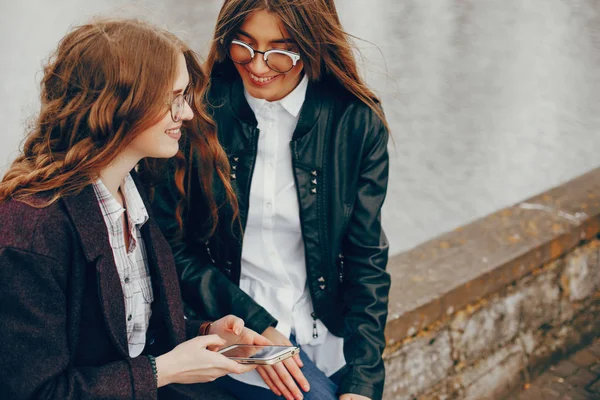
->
xmin=92 ymin=174 xmax=153 ymax=357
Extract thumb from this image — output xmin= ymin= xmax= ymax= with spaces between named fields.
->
xmin=193 ymin=334 xmax=227 ymax=349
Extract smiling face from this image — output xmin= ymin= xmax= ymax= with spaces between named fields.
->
xmin=232 ymin=10 xmax=304 ymax=102
xmin=126 ymin=52 xmax=193 ymax=160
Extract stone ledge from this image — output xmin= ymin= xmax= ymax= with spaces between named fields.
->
xmin=383 ymin=241 xmax=600 ymax=399
xmin=384 ymin=167 xmax=600 ymax=347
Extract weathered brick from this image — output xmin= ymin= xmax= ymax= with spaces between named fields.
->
xmin=518 ymin=270 xmax=561 ymax=332
xmin=561 ymin=242 xmax=600 ymax=302
xmin=450 ymin=292 xmax=523 ymax=364
xmin=570 ymin=298 xmax=600 ymax=337
xmin=384 ymin=330 xmax=453 ymax=400
xmin=558 ymin=297 xmax=577 ymax=324
xmin=517 ymin=331 xmax=537 ymax=356
xmin=461 ymin=342 xmax=526 ymax=400
xmin=525 ymin=326 xmax=584 ymax=379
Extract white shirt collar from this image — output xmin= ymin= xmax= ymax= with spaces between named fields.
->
xmin=244 ymin=74 xmax=308 ymax=118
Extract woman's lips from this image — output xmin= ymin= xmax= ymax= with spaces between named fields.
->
xmin=247 ymin=70 xmax=280 ymax=86
xmin=165 ymin=127 xmax=181 ymax=140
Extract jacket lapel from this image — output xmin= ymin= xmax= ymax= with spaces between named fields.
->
xmin=141 ymin=221 xmax=187 ymax=346
xmin=62 ymin=185 xmax=129 ymax=357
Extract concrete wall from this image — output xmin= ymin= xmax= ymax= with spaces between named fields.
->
xmin=3 ymin=1 xmax=600 ymax=254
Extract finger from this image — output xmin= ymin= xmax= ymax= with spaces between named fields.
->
xmin=292 ymin=352 xmax=303 ymax=368
xmin=272 ymin=361 xmax=304 ymax=399
xmin=193 ymin=334 xmax=227 ymax=348
xmin=264 ymin=364 xmax=295 ymax=400
xmin=234 ymin=363 xmax=257 ymax=374
xmin=219 ymin=355 xmax=255 ymax=375
xmin=222 ymin=315 xmax=244 ymax=336
xmin=282 ymin=357 xmax=310 ymax=392
xmin=257 ymin=366 xmax=282 ymax=396
xmin=251 ymin=332 xmax=274 ymax=346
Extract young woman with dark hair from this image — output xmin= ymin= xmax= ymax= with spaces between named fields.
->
xmin=0 ymin=18 xmax=271 ymax=400
xmin=150 ymin=1 xmax=391 ymax=399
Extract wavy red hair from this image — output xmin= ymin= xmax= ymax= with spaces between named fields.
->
xmin=0 ymin=18 xmax=238 ymax=238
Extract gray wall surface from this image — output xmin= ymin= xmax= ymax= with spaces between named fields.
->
xmin=2 ymin=0 xmax=600 ymax=255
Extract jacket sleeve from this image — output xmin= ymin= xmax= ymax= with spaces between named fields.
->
xmin=338 ymin=115 xmax=391 ymax=400
xmin=149 ymin=165 xmax=277 ymax=334
xmin=0 ymin=247 xmax=157 ymax=400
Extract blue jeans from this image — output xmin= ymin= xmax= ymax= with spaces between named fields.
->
xmin=214 ymin=336 xmax=344 ymax=400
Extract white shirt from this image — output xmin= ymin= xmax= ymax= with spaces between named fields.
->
xmin=92 ymin=174 xmax=153 ymax=357
xmin=232 ymin=75 xmax=345 ymax=387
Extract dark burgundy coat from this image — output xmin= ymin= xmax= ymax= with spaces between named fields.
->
xmin=0 ymin=181 xmax=204 ymax=399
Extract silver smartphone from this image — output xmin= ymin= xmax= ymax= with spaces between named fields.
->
xmin=218 ymin=344 xmax=300 ymax=365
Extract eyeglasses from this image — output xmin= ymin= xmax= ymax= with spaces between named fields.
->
xmin=228 ymin=39 xmax=301 ymax=73
xmin=168 ymin=90 xmax=193 ymax=122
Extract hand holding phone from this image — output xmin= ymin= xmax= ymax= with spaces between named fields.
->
xmin=218 ymin=344 xmax=300 ymax=365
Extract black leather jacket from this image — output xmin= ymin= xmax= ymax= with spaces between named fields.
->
xmin=150 ymin=75 xmax=391 ymax=400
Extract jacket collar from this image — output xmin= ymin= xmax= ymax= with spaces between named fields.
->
xmin=228 ymin=75 xmax=322 ymax=142
xmin=62 ymin=184 xmax=116 ymax=264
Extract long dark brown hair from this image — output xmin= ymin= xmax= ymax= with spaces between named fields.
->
xmin=0 ymin=18 xmax=238 ymax=239
xmin=205 ymin=0 xmax=388 ymax=130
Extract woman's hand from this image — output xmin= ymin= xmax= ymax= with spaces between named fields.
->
xmin=339 ymin=394 xmax=371 ymax=400
xmin=155 ymin=334 xmax=256 ymax=387
xmin=208 ymin=315 xmax=273 ymax=350
xmin=256 ymin=326 xmax=310 ymax=400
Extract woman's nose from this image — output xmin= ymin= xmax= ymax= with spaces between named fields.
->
xmin=248 ymin=53 xmax=271 ymax=75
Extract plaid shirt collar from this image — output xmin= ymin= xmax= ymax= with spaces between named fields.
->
xmin=93 ymin=173 xmax=149 ymax=230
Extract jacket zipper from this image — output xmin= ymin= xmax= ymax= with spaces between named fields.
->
xmin=311 ymin=312 xmax=319 ymax=338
